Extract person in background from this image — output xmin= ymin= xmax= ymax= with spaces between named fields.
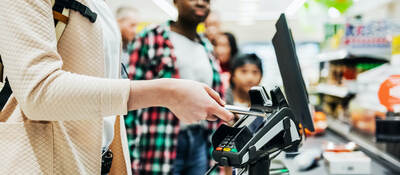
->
xmin=226 ymin=53 xmax=263 ymax=107
xmin=215 ymin=32 xmax=238 ymax=73
xmin=222 ymin=53 xmax=263 ymax=175
xmin=125 ymin=0 xmax=224 ymax=174
xmin=205 ymin=11 xmax=221 ymax=46
xmin=214 ymin=32 xmax=239 ymax=90
xmin=116 ymin=6 xmax=140 ymax=77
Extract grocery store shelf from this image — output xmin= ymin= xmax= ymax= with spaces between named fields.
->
xmin=317 ymin=50 xmax=348 ymax=62
xmin=327 ymin=117 xmax=400 ymax=172
xmin=317 ymin=50 xmax=390 ymax=63
xmin=316 ymin=84 xmax=354 ymax=98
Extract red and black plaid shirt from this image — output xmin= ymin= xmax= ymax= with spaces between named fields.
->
xmin=125 ymin=21 xmax=224 ymax=175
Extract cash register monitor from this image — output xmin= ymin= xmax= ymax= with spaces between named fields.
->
xmin=272 ymin=14 xmax=315 ymax=131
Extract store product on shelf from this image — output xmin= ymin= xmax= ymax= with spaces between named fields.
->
xmin=349 ymin=98 xmax=385 ymax=134
xmin=305 ymin=110 xmax=328 ymax=136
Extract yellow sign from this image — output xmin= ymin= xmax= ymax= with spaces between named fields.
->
xmin=392 ymin=35 xmax=400 ymax=55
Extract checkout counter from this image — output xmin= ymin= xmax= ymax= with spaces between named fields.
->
xmin=208 ymin=13 xmax=400 ymax=175
xmin=279 ymin=130 xmax=398 ymax=175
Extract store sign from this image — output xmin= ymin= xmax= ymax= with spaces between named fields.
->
xmin=390 ymin=86 xmax=400 ymax=99
xmin=378 ymin=75 xmax=400 ymax=112
xmin=344 ymin=21 xmax=391 ymax=56
xmin=392 ymin=35 xmax=400 ymax=55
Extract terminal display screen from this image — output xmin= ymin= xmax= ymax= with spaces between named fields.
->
xmin=272 ymin=14 xmax=315 ymax=131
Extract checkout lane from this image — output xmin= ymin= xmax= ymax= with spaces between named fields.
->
xmin=278 ymin=130 xmax=398 ymax=175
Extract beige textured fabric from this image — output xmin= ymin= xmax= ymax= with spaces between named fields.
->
xmin=0 ymin=0 xmax=132 ymax=174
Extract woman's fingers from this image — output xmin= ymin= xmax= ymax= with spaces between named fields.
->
xmin=208 ymin=102 xmax=234 ymax=122
xmin=206 ymin=115 xmax=218 ymax=121
xmin=204 ymin=86 xmax=225 ymax=106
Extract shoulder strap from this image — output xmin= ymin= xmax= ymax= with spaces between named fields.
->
xmin=0 ymin=77 xmax=12 ymax=110
xmin=52 ymin=0 xmax=70 ymax=41
xmin=52 ymin=0 xmax=97 ymax=40
xmin=0 ymin=56 xmax=10 ymax=110
xmin=0 ymin=0 xmax=97 ymax=110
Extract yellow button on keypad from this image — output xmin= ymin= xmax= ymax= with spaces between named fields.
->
xmin=223 ymin=148 xmax=231 ymax=152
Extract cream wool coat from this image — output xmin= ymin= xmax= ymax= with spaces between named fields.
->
xmin=0 ymin=0 xmax=132 ymax=174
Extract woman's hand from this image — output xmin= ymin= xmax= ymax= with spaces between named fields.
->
xmin=128 ymin=78 xmax=234 ymax=123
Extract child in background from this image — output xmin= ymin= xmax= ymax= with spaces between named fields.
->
xmin=224 ymin=53 xmax=263 ymax=175
xmin=225 ymin=53 xmax=263 ymax=107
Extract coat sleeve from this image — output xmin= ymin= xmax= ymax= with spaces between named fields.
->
xmin=0 ymin=0 xmax=130 ymax=121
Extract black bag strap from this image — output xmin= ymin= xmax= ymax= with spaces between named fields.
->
xmin=0 ymin=0 xmax=97 ymax=110
xmin=0 ymin=77 xmax=12 ymax=110
xmin=0 ymin=55 xmax=12 ymax=110
xmin=54 ymin=0 xmax=97 ymax=24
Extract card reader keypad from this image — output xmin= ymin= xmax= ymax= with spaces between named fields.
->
xmin=216 ymin=135 xmax=238 ymax=153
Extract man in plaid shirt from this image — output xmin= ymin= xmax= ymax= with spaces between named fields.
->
xmin=125 ymin=0 xmax=225 ymax=174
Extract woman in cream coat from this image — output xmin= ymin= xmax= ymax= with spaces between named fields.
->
xmin=0 ymin=0 xmax=233 ymax=174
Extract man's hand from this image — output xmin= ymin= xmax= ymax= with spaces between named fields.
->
xmin=127 ymin=78 xmax=234 ymax=123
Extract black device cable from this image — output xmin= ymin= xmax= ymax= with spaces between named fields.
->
xmin=269 ymin=150 xmax=282 ymax=160
xmin=121 ymin=63 xmax=129 ymax=78
xmin=205 ymin=163 xmax=220 ymax=175
xmin=237 ymin=167 xmax=247 ymax=175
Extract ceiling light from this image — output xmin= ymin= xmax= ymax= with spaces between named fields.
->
xmin=328 ymin=7 xmax=341 ymax=18
xmin=238 ymin=20 xmax=256 ymax=26
xmin=239 ymin=11 xmax=257 ymax=17
xmin=223 ymin=12 xmax=280 ymax=21
xmin=239 ymin=3 xmax=258 ymax=12
xmin=285 ymin=0 xmax=307 ymax=17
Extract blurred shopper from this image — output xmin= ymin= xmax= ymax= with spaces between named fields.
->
xmin=223 ymin=53 xmax=263 ymax=175
xmin=205 ymin=12 xmax=221 ymax=46
xmin=117 ymin=6 xmax=139 ymax=50
xmin=125 ymin=0 xmax=224 ymax=174
xmin=215 ymin=32 xmax=238 ymax=73
xmin=116 ymin=6 xmax=139 ymax=77
xmin=226 ymin=53 xmax=263 ymax=107
xmin=214 ymin=32 xmax=239 ymax=90
xmin=0 ymin=0 xmax=232 ymax=174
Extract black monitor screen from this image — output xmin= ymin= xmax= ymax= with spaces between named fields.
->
xmin=272 ymin=14 xmax=315 ymax=131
